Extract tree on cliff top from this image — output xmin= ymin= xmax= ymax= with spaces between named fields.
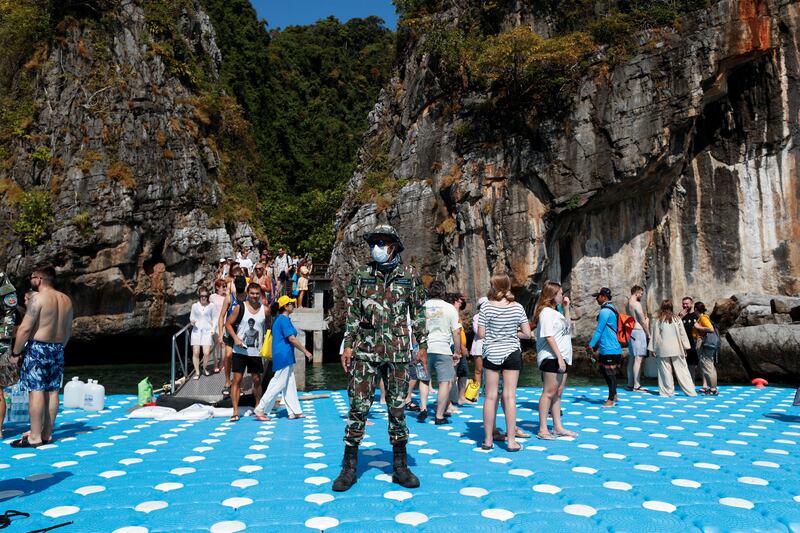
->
xmin=199 ymin=3 xmax=395 ymax=258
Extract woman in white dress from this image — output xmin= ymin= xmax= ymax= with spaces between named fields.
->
xmin=190 ymin=287 xmax=216 ymax=378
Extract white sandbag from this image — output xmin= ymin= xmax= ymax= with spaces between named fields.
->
xmin=163 ymin=403 xmax=215 ymax=421
xmin=127 ymin=406 xmax=176 ymax=419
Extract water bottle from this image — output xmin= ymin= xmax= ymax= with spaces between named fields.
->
xmin=83 ymin=379 xmax=105 ymax=411
xmin=9 ymin=383 xmax=29 ymax=423
xmin=63 ymin=377 xmax=85 ymax=409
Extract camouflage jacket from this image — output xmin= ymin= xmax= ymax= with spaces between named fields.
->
xmin=343 ymin=262 xmax=428 ymax=363
xmin=0 ymin=273 xmax=17 ymax=360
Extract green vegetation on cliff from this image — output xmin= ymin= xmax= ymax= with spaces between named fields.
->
xmin=397 ymin=0 xmax=713 ymax=113
xmin=1 ymin=0 xmax=394 ymax=258
xmin=199 ymin=2 xmax=395 ymax=258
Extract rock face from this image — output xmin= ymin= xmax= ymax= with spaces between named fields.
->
xmin=727 ymin=324 xmax=800 ymax=378
xmin=330 ymin=0 xmax=800 ymax=349
xmin=0 ymin=2 xmax=258 ymax=341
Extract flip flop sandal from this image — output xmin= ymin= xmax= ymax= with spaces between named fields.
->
xmin=536 ymin=432 xmax=556 ymax=440
xmin=507 ymin=443 xmax=523 ymax=452
xmin=229 ymin=415 xmax=240 ymax=422
xmin=222 ymin=387 xmax=230 ymax=396
xmin=554 ymin=430 xmax=578 ymax=438
xmin=253 ymin=413 xmax=269 ymax=422
xmin=289 ymin=414 xmax=306 ymax=420
xmin=480 ymin=443 xmax=494 ymax=450
xmin=515 ymin=429 xmax=532 ymax=439
xmin=698 ymin=387 xmax=708 ymax=395
xmin=709 ymin=388 xmax=719 ymax=396
xmin=10 ymin=436 xmax=42 ymax=448
xmin=203 ymin=370 xmax=211 ymax=377
xmin=405 ymin=402 xmax=421 ymax=412
xmin=493 ymin=430 xmax=507 ymax=442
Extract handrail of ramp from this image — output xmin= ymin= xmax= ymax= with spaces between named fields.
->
xmin=170 ymin=323 xmax=192 ymax=395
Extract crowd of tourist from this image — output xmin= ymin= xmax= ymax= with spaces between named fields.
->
xmin=399 ymin=281 xmax=723 ymax=445
xmin=187 ymin=245 xmax=314 ymax=394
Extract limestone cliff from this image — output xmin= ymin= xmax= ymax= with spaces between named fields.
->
xmin=0 ymin=1 xmax=259 ymax=341
xmin=331 ymin=0 xmax=800 ymax=351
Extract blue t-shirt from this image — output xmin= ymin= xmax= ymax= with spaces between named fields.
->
xmin=588 ymin=303 xmax=623 ymax=355
xmin=271 ymin=314 xmax=297 ymax=372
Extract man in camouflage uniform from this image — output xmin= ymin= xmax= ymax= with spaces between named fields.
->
xmin=332 ymin=224 xmax=428 ymax=492
xmin=0 ymin=273 xmax=19 ymax=436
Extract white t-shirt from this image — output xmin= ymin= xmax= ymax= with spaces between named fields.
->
xmin=470 ymin=314 xmax=483 ymax=356
xmin=238 ymin=255 xmax=254 ymax=272
xmin=274 ymin=254 xmax=289 ymax=274
xmin=535 ymin=307 xmax=573 ymax=365
xmin=233 ymin=302 xmax=266 ymax=357
xmin=424 ymin=299 xmax=461 ymax=355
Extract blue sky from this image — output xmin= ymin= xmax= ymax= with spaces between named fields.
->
xmin=250 ymin=0 xmax=398 ymax=30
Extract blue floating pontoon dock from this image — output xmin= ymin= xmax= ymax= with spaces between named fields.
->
xmin=1 ymin=386 xmax=799 ymax=532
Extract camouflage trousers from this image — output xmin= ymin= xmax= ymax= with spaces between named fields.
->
xmin=344 ymin=359 xmax=409 ymax=447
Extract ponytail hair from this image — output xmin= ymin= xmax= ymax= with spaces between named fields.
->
xmin=270 ymin=300 xmax=281 ymax=316
xmin=487 ymin=273 xmax=515 ymax=302
xmin=532 ymin=280 xmax=561 ymax=327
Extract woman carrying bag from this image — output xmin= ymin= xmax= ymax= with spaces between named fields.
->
xmin=253 ymin=295 xmax=312 ymax=421
xmin=648 ymin=299 xmax=697 ymax=397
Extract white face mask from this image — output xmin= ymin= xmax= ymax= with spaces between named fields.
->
xmin=371 ymin=245 xmax=390 ymax=264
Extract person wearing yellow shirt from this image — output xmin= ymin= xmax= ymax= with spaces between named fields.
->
xmin=693 ymin=302 xmax=717 ymax=395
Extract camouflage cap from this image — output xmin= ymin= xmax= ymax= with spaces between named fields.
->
xmin=363 ymin=223 xmax=404 ymax=253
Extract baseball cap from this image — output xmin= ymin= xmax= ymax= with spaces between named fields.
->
xmin=592 ymin=287 xmax=612 ymax=299
xmin=219 ymin=258 xmax=226 ymax=263
xmin=277 ymin=295 xmax=296 ymax=308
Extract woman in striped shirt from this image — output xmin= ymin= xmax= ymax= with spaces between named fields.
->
xmin=478 ymin=273 xmax=532 ymax=451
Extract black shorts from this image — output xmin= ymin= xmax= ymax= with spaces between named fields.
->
xmin=598 ymin=354 xmax=622 ymax=366
xmin=232 ymin=353 xmax=264 ymax=375
xmin=223 ymin=334 xmax=235 ymax=348
xmin=455 ymin=356 xmax=469 ymax=378
xmin=483 ymin=350 xmax=523 ymax=371
xmin=539 ymin=358 xmax=571 ymax=374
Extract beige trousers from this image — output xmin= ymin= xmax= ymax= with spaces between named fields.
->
xmin=699 ymin=351 xmax=718 ymax=388
xmin=657 ymin=356 xmax=697 ymax=397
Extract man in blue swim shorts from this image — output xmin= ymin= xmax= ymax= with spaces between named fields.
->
xmin=10 ymin=266 xmax=73 ymax=448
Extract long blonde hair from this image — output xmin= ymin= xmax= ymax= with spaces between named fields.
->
xmin=533 ymin=280 xmax=561 ymax=327
xmin=487 ymin=273 xmax=515 ymax=302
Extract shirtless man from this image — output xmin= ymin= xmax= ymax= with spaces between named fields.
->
xmin=625 ymin=285 xmax=650 ymax=391
xmin=10 ymin=266 xmax=73 ymax=448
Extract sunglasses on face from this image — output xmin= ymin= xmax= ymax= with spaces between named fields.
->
xmin=199 ymin=294 xmax=209 ymax=298
xmin=368 ymin=240 xmax=390 ymax=248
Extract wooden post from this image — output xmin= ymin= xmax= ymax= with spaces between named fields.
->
xmin=295 ymin=330 xmax=306 ymax=391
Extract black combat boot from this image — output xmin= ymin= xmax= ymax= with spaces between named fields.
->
xmin=332 ymin=445 xmax=358 ymax=492
xmin=391 ymin=442 xmax=420 ymax=488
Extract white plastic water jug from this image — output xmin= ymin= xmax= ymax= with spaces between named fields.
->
xmin=83 ymin=379 xmax=105 ymax=411
xmin=63 ymin=377 xmax=85 ymax=409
